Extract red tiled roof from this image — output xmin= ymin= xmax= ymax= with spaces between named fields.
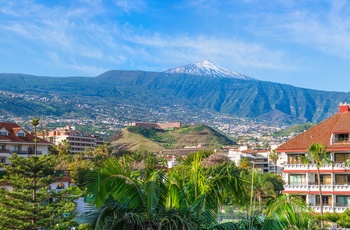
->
xmin=277 ymin=108 xmax=350 ymax=152
xmin=56 ymin=175 xmax=72 ymax=183
xmin=0 ymin=122 xmax=49 ymax=144
xmin=277 ymin=113 xmax=341 ymax=152
xmin=332 ymin=112 xmax=350 ymax=133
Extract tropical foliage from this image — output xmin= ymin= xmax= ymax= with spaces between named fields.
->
xmin=0 ymin=154 xmax=77 ymax=229
xmin=84 ymin=151 xmax=245 ymax=229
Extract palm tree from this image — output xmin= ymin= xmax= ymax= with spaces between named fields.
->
xmin=85 ymin=155 xmax=243 ymax=229
xmin=57 ymin=140 xmax=71 ymax=156
xmin=253 ymin=172 xmax=277 ymax=213
xmin=93 ymin=143 xmax=112 ymax=158
xmin=269 ymin=150 xmax=279 ymax=173
xmin=307 ymin=143 xmax=330 ymax=226
xmin=262 ymin=194 xmax=314 ymax=230
xmin=31 ymin=118 xmax=40 ymax=156
xmin=239 ymin=157 xmax=252 ymax=170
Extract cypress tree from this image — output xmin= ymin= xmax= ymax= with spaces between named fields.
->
xmin=0 ymin=154 xmax=77 ymax=229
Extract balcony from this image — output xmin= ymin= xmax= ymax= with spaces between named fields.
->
xmin=284 ymin=163 xmax=349 ymax=172
xmin=284 ymin=184 xmax=308 ymax=191
xmin=0 ymin=149 xmax=11 ymax=154
xmin=309 ymin=204 xmax=334 ymax=213
xmin=309 ymin=203 xmax=350 ymax=213
xmin=284 ymin=164 xmax=308 ymax=170
xmin=310 ymin=185 xmax=333 ymax=192
xmin=17 ymin=151 xmax=43 ymax=155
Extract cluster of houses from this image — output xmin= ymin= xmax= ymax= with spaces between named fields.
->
xmin=2 ymin=102 xmax=350 ymax=215
xmin=0 ymin=123 xmax=108 ymax=214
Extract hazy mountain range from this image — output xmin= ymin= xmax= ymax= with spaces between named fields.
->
xmin=0 ymin=61 xmax=349 ymax=123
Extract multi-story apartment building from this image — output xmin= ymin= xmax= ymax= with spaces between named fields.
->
xmin=228 ymin=146 xmax=272 ymax=173
xmin=0 ymin=122 xmax=51 ymax=166
xmin=46 ymin=126 xmax=106 ymax=154
xmin=277 ymin=103 xmax=350 ymax=213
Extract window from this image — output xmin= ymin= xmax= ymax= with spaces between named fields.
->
xmin=289 ymin=174 xmax=306 ymax=185
xmin=315 ymin=174 xmax=332 ymax=185
xmin=335 ymin=153 xmax=350 ymax=163
xmin=17 ymin=133 xmax=25 ymax=137
xmin=28 ymin=147 xmax=34 ymax=154
xmin=288 ymin=154 xmax=305 ymax=164
xmin=336 ymin=134 xmax=349 ymax=142
xmin=13 ymin=146 xmax=20 ymax=152
xmin=336 ymin=196 xmax=350 ymax=206
xmin=316 ymin=195 xmax=332 ymax=205
xmin=0 ymin=132 xmax=7 ymax=136
xmin=335 ymin=174 xmax=350 ymax=185
xmin=56 ymin=183 xmax=64 ymax=190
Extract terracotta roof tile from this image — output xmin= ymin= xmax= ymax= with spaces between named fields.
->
xmin=0 ymin=122 xmax=50 ymax=144
xmin=277 ymin=113 xmax=341 ymax=152
xmin=332 ymin=112 xmax=350 ymax=133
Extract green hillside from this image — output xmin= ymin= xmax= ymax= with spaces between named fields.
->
xmin=273 ymin=122 xmax=315 ymax=137
xmin=1 ymin=71 xmax=350 ymax=123
xmin=110 ymin=125 xmax=235 ymax=152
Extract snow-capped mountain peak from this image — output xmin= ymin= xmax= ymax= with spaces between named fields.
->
xmin=164 ymin=60 xmax=253 ymax=80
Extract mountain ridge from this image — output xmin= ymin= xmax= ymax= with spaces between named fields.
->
xmin=0 ymin=62 xmax=349 ymax=124
xmin=164 ymin=60 xmax=253 ymax=80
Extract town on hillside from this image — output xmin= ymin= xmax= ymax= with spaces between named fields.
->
xmin=1 ymin=103 xmax=350 ymax=228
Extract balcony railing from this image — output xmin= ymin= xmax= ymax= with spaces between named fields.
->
xmin=17 ymin=151 xmax=43 ymax=155
xmin=308 ymin=182 xmax=332 ymax=185
xmin=0 ymin=149 xmax=11 ymax=154
xmin=284 ymin=163 xmax=343 ymax=171
xmin=309 ymin=203 xmax=332 ymax=206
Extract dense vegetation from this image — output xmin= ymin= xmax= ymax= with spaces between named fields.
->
xmin=0 ymin=155 xmax=77 ymax=229
xmin=3 ymin=140 xmax=350 ymax=229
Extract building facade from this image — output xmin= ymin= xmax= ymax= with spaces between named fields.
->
xmin=46 ymin=126 xmax=106 ymax=154
xmin=0 ymin=122 xmax=51 ymax=167
xmin=132 ymin=122 xmax=182 ymax=130
xmin=228 ymin=146 xmax=273 ymax=173
xmin=277 ymin=103 xmax=350 ymax=213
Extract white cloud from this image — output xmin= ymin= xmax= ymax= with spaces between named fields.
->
xmin=254 ymin=0 xmax=350 ymax=59
xmin=115 ymin=0 xmax=147 ymax=13
xmin=0 ymin=0 xmax=299 ymax=75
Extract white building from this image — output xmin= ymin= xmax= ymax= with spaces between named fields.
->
xmin=46 ymin=126 xmax=106 ymax=154
xmin=228 ymin=146 xmax=273 ymax=173
xmin=0 ymin=122 xmax=51 ymax=167
xmin=278 ymin=103 xmax=350 ymax=213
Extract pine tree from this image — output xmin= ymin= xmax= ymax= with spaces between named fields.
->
xmin=0 ymin=154 xmax=77 ymax=229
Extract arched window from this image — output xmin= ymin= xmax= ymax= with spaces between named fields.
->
xmin=56 ymin=183 xmax=64 ymax=190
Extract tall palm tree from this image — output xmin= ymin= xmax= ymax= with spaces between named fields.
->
xmin=239 ymin=157 xmax=252 ymax=170
xmin=269 ymin=150 xmax=279 ymax=173
xmin=31 ymin=118 xmax=40 ymax=226
xmin=308 ymin=143 xmax=330 ymax=226
xmin=31 ymin=118 xmax=40 ymax=156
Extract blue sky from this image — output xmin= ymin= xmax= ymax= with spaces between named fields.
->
xmin=1 ymin=0 xmax=350 ymax=92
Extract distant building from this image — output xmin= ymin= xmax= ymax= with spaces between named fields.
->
xmin=0 ymin=122 xmax=51 ymax=166
xmin=132 ymin=122 xmax=182 ymax=130
xmin=46 ymin=126 xmax=106 ymax=154
xmin=277 ymin=102 xmax=350 ymax=213
xmin=0 ymin=122 xmax=71 ymax=189
xmin=228 ymin=146 xmax=274 ymax=173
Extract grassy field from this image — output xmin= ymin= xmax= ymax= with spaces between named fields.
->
xmin=110 ymin=125 xmax=234 ymax=152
